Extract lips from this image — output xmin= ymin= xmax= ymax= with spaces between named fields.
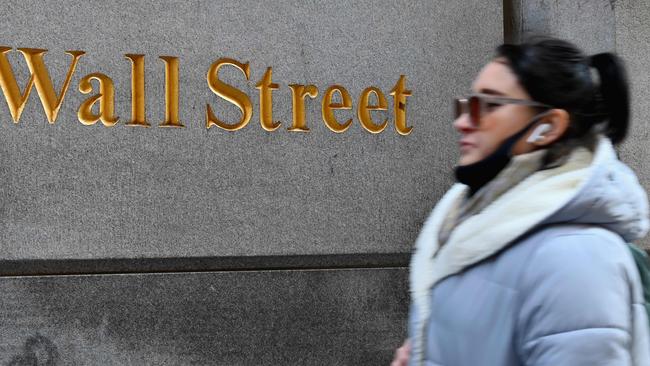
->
xmin=459 ymin=140 xmax=475 ymax=154
xmin=459 ymin=140 xmax=475 ymax=147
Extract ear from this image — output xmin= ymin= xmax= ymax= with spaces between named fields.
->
xmin=532 ymin=108 xmax=570 ymax=146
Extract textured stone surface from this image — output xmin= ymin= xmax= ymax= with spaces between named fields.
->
xmin=0 ymin=0 xmax=502 ymax=261
xmin=0 ymin=268 xmax=408 ymax=365
xmin=615 ymin=0 xmax=650 ymax=249
xmin=507 ymin=0 xmax=616 ymax=53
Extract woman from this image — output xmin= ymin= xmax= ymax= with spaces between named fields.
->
xmin=392 ymin=37 xmax=650 ymax=366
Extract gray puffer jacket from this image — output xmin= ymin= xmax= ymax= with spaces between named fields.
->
xmin=408 ymin=135 xmax=650 ymax=366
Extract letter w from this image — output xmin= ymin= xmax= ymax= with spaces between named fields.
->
xmin=0 ymin=47 xmax=85 ymax=123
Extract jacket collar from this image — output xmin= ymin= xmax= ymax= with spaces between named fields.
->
xmin=411 ymin=140 xmax=594 ymax=297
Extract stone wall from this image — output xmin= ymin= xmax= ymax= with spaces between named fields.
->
xmin=0 ymin=1 xmax=502 ymax=364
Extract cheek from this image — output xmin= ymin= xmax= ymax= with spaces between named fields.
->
xmin=458 ymin=133 xmax=501 ymax=165
xmin=475 ymin=112 xmax=515 ymax=153
xmin=459 ymin=144 xmax=487 ymax=165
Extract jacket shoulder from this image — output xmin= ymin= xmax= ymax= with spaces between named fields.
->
xmin=513 ymin=224 xmax=643 ymax=363
xmin=520 ymin=224 xmax=632 ymax=269
xmin=515 ymin=224 xmax=635 ymax=298
xmin=487 ymin=225 xmax=629 ymax=286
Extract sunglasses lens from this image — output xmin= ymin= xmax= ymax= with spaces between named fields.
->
xmin=469 ymin=96 xmax=481 ymax=127
xmin=454 ymin=99 xmax=462 ymax=119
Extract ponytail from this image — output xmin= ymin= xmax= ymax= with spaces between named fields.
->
xmin=589 ymin=53 xmax=630 ymax=144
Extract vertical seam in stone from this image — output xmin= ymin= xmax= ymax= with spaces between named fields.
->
xmin=503 ymin=0 xmax=514 ymax=42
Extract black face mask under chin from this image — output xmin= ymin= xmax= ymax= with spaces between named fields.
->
xmin=454 ymin=118 xmax=544 ymax=196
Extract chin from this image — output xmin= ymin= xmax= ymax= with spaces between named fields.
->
xmin=458 ymin=155 xmax=479 ymax=166
xmin=458 ymin=146 xmax=484 ymax=166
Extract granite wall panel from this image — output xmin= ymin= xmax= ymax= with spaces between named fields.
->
xmin=0 ymin=268 xmax=408 ymax=365
xmin=0 ymin=0 xmax=503 ymax=263
xmin=506 ymin=0 xmax=616 ymax=53
xmin=615 ymin=0 xmax=650 ymax=249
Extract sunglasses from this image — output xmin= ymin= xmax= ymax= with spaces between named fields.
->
xmin=454 ymin=93 xmax=553 ymax=127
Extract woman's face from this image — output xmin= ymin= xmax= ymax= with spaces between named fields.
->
xmin=453 ymin=59 xmax=540 ymax=166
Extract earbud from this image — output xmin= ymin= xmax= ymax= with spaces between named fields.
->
xmin=526 ymin=123 xmax=552 ymax=143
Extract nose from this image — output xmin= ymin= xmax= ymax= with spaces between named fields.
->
xmin=453 ymin=112 xmax=475 ymax=133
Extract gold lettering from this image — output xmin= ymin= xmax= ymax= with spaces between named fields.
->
xmin=0 ymin=47 xmax=34 ymax=123
xmin=358 ymin=87 xmax=388 ymax=134
xmin=255 ymin=67 xmax=280 ymax=132
xmin=205 ymin=58 xmax=252 ymax=131
xmin=321 ymin=85 xmax=352 ymax=133
xmin=77 ymin=73 xmax=118 ymax=126
xmin=159 ymin=56 xmax=183 ymax=128
xmin=0 ymin=47 xmax=84 ymax=123
xmin=124 ymin=54 xmax=150 ymax=127
xmin=389 ymin=75 xmax=412 ymax=135
xmin=288 ymin=84 xmax=318 ymax=132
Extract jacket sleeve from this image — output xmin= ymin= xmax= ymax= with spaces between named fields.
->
xmin=516 ymin=232 xmax=636 ymax=365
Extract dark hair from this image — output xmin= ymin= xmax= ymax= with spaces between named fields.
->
xmin=496 ymin=36 xmax=630 ymax=145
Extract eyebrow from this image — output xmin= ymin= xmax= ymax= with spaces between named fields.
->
xmin=476 ymin=88 xmax=507 ymax=96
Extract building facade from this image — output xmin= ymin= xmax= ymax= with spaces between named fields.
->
xmin=0 ymin=1 xmax=647 ymax=364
